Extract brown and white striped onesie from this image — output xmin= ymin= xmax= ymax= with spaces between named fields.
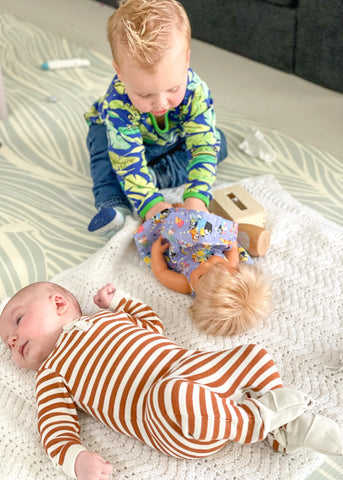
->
xmin=36 ymin=291 xmax=283 ymax=477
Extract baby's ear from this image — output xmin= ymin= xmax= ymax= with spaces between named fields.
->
xmin=51 ymin=295 xmax=68 ymax=315
xmin=186 ymin=48 xmax=191 ymax=66
xmin=112 ymin=60 xmax=121 ymax=79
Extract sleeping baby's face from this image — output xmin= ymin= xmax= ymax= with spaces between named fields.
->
xmin=0 ymin=283 xmax=70 ymax=370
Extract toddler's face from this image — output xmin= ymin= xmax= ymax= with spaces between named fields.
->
xmin=0 ymin=287 xmax=64 ymax=370
xmin=114 ymin=35 xmax=190 ymax=117
xmin=190 ymin=256 xmax=238 ymax=292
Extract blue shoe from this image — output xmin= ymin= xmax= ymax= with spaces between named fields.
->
xmin=88 ymin=207 xmax=124 ymax=236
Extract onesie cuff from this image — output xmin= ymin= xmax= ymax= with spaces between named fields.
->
xmin=109 ymin=289 xmax=132 ymax=311
xmin=60 ymin=444 xmax=87 ymax=479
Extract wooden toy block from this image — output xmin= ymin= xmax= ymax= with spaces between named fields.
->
xmin=237 ymin=224 xmax=270 ymax=256
xmin=210 ymin=185 xmax=266 ymax=227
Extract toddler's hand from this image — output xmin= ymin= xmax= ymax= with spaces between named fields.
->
xmin=145 ymin=201 xmax=173 ymax=219
xmin=151 ymin=236 xmax=170 ymax=257
xmin=183 ymin=197 xmax=208 ymax=212
xmin=93 ymin=283 xmax=116 ymax=309
xmin=75 ymin=450 xmax=113 ymax=480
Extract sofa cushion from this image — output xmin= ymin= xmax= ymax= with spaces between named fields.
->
xmin=179 ymin=0 xmax=296 ymax=72
xmin=296 ymin=0 xmax=343 ymax=92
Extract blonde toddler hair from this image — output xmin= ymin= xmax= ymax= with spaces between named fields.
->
xmin=107 ymin=0 xmax=191 ymax=68
xmin=189 ymin=264 xmax=272 ymax=336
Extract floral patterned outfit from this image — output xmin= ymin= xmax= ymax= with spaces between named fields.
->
xmin=85 ymin=69 xmax=222 ymax=218
xmin=134 ymin=208 xmax=252 ymax=288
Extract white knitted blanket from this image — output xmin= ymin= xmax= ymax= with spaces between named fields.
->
xmin=0 ymin=175 xmax=342 ymax=480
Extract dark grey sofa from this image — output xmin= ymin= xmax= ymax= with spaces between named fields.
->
xmin=295 ymin=0 xmax=343 ymax=93
xmin=179 ymin=0 xmax=343 ymax=93
xmin=97 ymin=0 xmax=343 ymax=93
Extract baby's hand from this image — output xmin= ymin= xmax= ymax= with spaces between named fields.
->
xmin=93 ymin=283 xmax=116 ymax=309
xmin=75 ymin=450 xmax=113 ymax=480
xmin=151 ymin=236 xmax=170 ymax=257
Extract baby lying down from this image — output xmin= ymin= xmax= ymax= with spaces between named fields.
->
xmin=0 ymin=281 xmax=342 ymax=480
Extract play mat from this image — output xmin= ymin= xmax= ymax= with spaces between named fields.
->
xmin=0 ymin=12 xmax=342 ymax=480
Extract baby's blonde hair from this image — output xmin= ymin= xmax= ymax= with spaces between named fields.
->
xmin=189 ymin=264 xmax=272 ymax=336
xmin=107 ymin=0 xmax=191 ymax=68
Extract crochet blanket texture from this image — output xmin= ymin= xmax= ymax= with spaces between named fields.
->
xmin=0 ymin=175 xmax=342 ymax=480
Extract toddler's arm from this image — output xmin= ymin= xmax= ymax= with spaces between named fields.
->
xmin=172 ymin=198 xmax=209 ymax=212
xmin=181 ymin=77 xmax=219 ymax=209
xmin=94 ymin=283 xmax=164 ymax=334
xmin=151 ymin=236 xmax=192 ymax=294
xmin=144 ymin=200 xmax=173 ymax=219
xmin=183 ymin=197 xmax=209 ymax=212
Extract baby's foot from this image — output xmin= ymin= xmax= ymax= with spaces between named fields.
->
xmin=269 ymin=412 xmax=343 ymax=455
xmin=88 ymin=207 xmax=125 ymax=236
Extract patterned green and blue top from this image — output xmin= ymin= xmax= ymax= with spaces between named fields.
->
xmin=85 ymin=68 xmax=221 ymax=218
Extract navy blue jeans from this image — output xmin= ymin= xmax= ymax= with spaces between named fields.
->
xmin=87 ymin=123 xmax=228 ymax=212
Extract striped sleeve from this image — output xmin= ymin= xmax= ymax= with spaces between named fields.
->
xmin=109 ymin=289 xmax=164 ymax=334
xmin=35 ymin=369 xmax=86 ymax=479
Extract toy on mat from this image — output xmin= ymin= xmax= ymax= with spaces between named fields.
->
xmin=210 ymin=184 xmax=271 ymax=257
xmin=134 ymin=207 xmax=272 ymax=336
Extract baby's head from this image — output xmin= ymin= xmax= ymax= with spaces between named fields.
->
xmin=0 ymin=282 xmax=81 ymax=370
xmin=189 ymin=263 xmax=272 ymax=336
xmin=107 ymin=0 xmax=191 ymax=115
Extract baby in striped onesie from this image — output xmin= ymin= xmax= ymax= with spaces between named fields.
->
xmin=0 ymin=281 xmax=342 ymax=480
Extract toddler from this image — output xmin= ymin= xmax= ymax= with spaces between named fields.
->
xmin=85 ymin=0 xmax=227 ymax=236
xmin=134 ymin=207 xmax=272 ymax=335
xmin=1 ymin=281 xmax=342 ymax=480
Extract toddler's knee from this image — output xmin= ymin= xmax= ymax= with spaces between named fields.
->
xmin=87 ymin=123 xmax=108 ymax=153
xmin=217 ymin=129 xmax=228 ymax=162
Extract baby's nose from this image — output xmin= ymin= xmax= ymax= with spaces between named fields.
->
xmin=153 ymin=94 xmax=167 ymax=109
